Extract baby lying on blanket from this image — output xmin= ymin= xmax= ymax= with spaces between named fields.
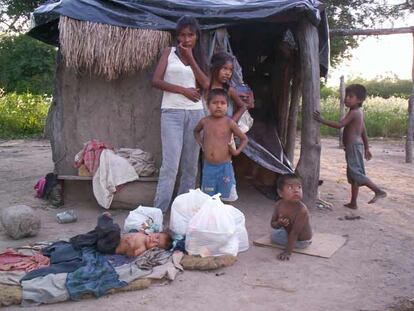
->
xmin=115 ymin=231 xmax=172 ymax=257
xmin=71 ymin=212 xmax=172 ymax=257
xmin=93 ymin=212 xmax=172 ymax=257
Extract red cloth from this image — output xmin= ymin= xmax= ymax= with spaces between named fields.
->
xmin=0 ymin=249 xmax=49 ymax=272
xmin=34 ymin=177 xmax=46 ymax=198
xmin=74 ymin=139 xmax=110 ymax=174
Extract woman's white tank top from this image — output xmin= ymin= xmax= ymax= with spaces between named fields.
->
xmin=161 ymin=47 xmax=203 ymax=110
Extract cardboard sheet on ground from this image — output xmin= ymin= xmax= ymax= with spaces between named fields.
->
xmin=253 ymin=233 xmax=347 ymax=258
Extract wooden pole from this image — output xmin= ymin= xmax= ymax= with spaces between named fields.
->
xmin=406 ymin=32 xmax=414 ymax=163
xmin=286 ymin=59 xmax=302 ymax=163
xmin=296 ymin=19 xmax=321 ymax=208
xmin=339 ymin=76 xmax=345 ymax=148
xmin=330 ymin=26 xmax=414 ymax=37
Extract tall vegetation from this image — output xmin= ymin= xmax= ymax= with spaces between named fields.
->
xmin=318 ymin=96 xmax=408 ymax=138
xmin=0 ymin=34 xmax=56 ymax=94
xmin=0 ymin=90 xmax=51 ymax=138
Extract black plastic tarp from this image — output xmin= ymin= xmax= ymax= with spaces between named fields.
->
xmin=30 ymin=0 xmax=321 ymax=37
xmin=244 ymin=120 xmax=293 ymax=175
xmin=29 ymin=0 xmax=329 ymax=74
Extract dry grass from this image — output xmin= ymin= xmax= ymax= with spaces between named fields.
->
xmin=59 ymin=16 xmax=171 ymax=80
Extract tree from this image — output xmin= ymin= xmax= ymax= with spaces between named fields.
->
xmin=324 ymin=0 xmax=413 ymax=66
xmin=0 ymin=34 xmax=56 ymax=94
xmin=0 ymin=1 xmax=44 ymax=33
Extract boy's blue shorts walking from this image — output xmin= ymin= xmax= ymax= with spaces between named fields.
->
xmin=201 ymin=161 xmax=238 ymax=201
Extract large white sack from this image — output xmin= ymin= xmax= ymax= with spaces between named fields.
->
xmin=185 ymin=195 xmax=238 ymax=257
xmin=124 ymin=205 xmax=163 ymax=233
xmin=223 ymin=204 xmax=249 ymax=252
xmin=170 ymin=189 xmax=210 ymax=236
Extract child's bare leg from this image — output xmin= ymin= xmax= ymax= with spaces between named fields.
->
xmin=363 ymin=178 xmax=387 ymax=204
xmin=344 ymin=184 xmax=359 ymax=209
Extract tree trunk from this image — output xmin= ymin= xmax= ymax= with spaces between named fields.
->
xmin=286 ymin=60 xmax=302 ymax=163
xmin=339 ymin=76 xmax=345 ymax=148
xmin=406 ymin=33 xmax=414 ymax=163
xmin=295 ymin=19 xmax=321 ymax=208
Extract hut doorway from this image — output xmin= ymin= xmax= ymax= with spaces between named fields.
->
xmin=221 ymin=23 xmax=299 ymax=199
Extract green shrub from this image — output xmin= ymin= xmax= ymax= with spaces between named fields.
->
xmin=317 ymin=96 xmax=408 ymax=138
xmin=347 ymin=77 xmax=412 ymax=99
xmin=0 ymin=90 xmax=51 ymax=138
xmin=320 ymin=84 xmax=339 ymax=99
xmin=0 ymin=34 xmax=56 ymax=95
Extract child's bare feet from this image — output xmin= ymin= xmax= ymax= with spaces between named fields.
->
xmin=368 ymin=190 xmax=387 ymax=204
xmin=344 ymin=202 xmax=358 ymax=209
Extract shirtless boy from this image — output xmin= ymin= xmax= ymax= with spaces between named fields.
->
xmin=270 ymin=174 xmax=312 ymax=261
xmin=313 ymin=84 xmax=386 ymax=209
xmin=194 ymin=88 xmax=248 ymax=201
xmin=115 ymin=231 xmax=172 ymax=257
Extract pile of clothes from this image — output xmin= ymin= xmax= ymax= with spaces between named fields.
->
xmin=0 ymin=215 xmax=182 ymax=307
xmin=72 ymin=139 xmax=158 ymax=209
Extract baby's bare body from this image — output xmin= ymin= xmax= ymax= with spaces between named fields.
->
xmin=115 ymin=232 xmax=169 ymax=257
xmin=115 ymin=232 xmax=148 ymax=257
xmin=271 ymin=200 xmax=312 ymax=242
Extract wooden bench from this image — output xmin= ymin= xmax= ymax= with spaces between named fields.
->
xmin=58 ymin=175 xmax=159 ymax=209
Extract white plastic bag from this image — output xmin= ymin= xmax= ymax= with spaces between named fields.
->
xmin=224 ymin=204 xmax=249 ymax=252
xmin=124 ymin=205 xmax=163 ymax=233
xmin=185 ymin=195 xmax=237 ymax=257
xmin=170 ymin=189 xmax=211 ymax=236
xmin=238 ymin=110 xmax=254 ymax=133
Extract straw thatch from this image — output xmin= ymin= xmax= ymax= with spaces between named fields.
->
xmin=59 ymin=16 xmax=172 ymax=80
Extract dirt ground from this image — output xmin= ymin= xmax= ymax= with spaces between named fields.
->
xmin=0 ymin=137 xmax=413 ymax=311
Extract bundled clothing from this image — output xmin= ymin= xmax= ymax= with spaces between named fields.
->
xmin=115 ymin=148 xmax=157 ymax=177
xmin=70 ymin=214 xmax=121 ymax=254
xmin=20 ymin=242 xmax=84 ymax=281
xmin=93 ymin=149 xmax=138 ymax=209
xmin=0 ymin=249 xmax=49 ymax=272
xmin=66 ymin=248 xmax=126 ymax=300
xmin=74 ymin=139 xmax=110 ymax=174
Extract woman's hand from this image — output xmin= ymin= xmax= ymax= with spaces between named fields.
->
xmin=178 ymin=42 xmax=194 ymax=64
xmin=181 ymin=87 xmax=201 ymax=102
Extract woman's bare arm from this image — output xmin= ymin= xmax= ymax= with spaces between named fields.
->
xmin=152 ymin=47 xmax=201 ymax=102
xmin=178 ymin=43 xmax=210 ymax=90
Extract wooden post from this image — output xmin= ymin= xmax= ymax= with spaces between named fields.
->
xmin=406 ymin=32 xmax=414 ymax=163
xmin=339 ymin=76 xmax=345 ymax=148
xmin=295 ymin=19 xmax=321 ymax=208
xmin=286 ymin=59 xmax=302 ymax=163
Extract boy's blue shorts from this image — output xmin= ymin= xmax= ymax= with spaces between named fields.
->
xmin=201 ymin=161 xmax=238 ymax=201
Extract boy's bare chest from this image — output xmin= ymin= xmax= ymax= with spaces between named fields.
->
xmin=204 ymin=121 xmax=231 ymax=139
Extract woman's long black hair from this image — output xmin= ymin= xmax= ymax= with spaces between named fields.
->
xmin=176 ymin=16 xmax=208 ymax=76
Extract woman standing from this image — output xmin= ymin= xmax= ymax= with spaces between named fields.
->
xmin=152 ymin=16 xmax=209 ymax=213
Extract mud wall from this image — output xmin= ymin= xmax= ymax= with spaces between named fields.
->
xmin=49 ymin=52 xmax=162 ymax=175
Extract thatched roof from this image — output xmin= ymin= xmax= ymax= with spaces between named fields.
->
xmin=59 ymin=17 xmax=171 ymax=80
xmin=29 ymin=0 xmax=329 ymax=79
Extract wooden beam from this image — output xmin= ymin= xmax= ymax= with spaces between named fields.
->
xmin=406 ymin=32 xmax=414 ymax=163
xmin=286 ymin=58 xmax=302 ymax=163
xmin=296 ymin=19 xmax=321 ymax=208
xmin=330 ymin=26 xmax=414 ymax=37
